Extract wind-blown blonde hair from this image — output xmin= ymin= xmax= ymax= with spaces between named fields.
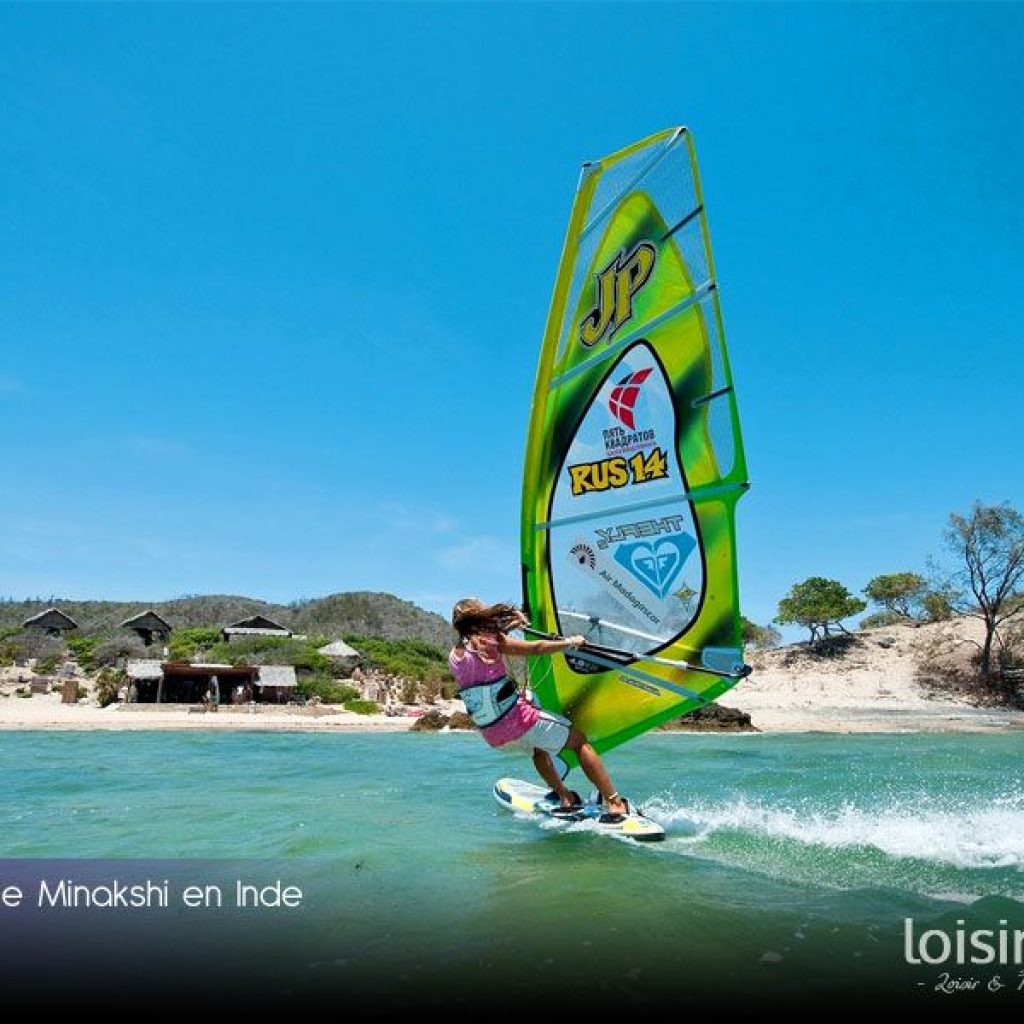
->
xmin=451 ymin=599 xmax=523 ymax=648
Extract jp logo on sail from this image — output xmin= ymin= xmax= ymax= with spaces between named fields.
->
xmin=579 ymin=242 xmax=656 ymax=347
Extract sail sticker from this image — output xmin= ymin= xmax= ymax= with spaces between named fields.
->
xmin=521 ymin=127 xmax=750 ymax=756
xmin=612 ymin=532 xmax=695 ymax=599
xmin=608 ymin=368 xmax=653 ymax=429
xmin=579 ymin=242 xmax=657 ymax=347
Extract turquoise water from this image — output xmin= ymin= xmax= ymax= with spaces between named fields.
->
xmin=2 ymin=730 xmax=1023 ymax=1009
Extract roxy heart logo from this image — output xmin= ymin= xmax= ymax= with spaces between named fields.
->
xmin=613 ymin=534 xmax=695 ymax=599
xmin=608 ymin=368 xmax=652 ymax=429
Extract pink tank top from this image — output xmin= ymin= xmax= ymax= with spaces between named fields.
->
xmin=448 ymin=635 xmax=539 ymax=747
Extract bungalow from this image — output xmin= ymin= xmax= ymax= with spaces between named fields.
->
xmin=121 ymin=610 xmax=173 ymax=647
xmin=222 ymin=615 xmax=292 ymax=642
xmin=22 ymin=607 xmax=78 ymax=638
xmin=318 ymin=639 xmax=362 ymax=669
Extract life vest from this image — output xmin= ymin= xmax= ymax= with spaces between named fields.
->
xmin=460 ymin=675 xmax=519 ymax=728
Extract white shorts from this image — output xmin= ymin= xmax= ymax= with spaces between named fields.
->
xmin=500 ymin=710 xmax=572 ymax=756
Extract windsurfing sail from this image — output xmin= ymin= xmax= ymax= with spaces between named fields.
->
xmin=520 ymin=127 xmax=750 ymax=758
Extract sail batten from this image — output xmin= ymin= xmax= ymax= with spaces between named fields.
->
xmin=535 ymin=480 xmax=748 ymax=531
xmin=548 ymin=281 xmax=715 ymax=389
xmin=521 ymin=127 xmax=750 ymax=757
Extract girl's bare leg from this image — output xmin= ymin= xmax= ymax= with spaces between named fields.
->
xmin=565 ymin=727 xmax=627 ymax=815
xmin=532 ymin=749 xmax=577 ymax=807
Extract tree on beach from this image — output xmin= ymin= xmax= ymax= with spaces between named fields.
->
xmin=863 ymin=573 xmax=927 ymax=620
xmin=920 ymin=589 xmax=955 ymax=623
xmin=741 ymin=616 xmax=781 ymax=650
xmin=774 ymin=577 xmax=867 ymax=645
xmin=937 ymin=501 xmax=1024 ymax=681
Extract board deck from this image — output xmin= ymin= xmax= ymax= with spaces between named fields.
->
xmin=493 ymin=777 xmax=666 ymax=842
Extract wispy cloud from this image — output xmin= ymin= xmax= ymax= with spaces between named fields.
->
xmin=0 ymin=375 xmax=25 ymax=394
xmin=434 ymin=536 xmax=516 ymax=573
xmin=377 ymin=501 xmax=458 ymax=535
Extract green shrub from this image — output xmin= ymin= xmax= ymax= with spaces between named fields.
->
xmin=859 ymin=610 xmax=907 ymax=630
xmin=0 ymin=642 xmax=16 ymax=668
xmin=295 ymin=676 xmax=359 ymax=705
xmin=344 ymin=699 xmax=379 ymax=715
xmin=67 ymin=635 xmax=101 ymax=671
xmin=94 ymin=668 xmax=122 ymax=708
xmin=168 ymin=627 xmax=222 ymax=660
xmin=92 ymin=636 xmax=148 ymax=668
xmin=35 ymin=653 xmax=62 ymax=675
xmin=345 ymin=635 xmax=448 ymax=683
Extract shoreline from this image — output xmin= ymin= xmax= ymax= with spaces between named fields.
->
xmin=2 ymin=691 xmax=1022 ymax=734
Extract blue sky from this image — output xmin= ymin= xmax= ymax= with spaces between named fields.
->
xmin=2 ymin=3 xmax=1022 ymax=638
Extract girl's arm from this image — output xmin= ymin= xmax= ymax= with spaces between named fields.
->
xmin=498 ymin=634 xmax=585 ymax=657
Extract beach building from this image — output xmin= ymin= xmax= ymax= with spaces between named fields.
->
xmin=318 ymin=639 xmax=362 ymax=670
xmin=22 ymin=607 xmax=78 ymax=637
xmin=121 ymin=610 xmax=172 ymax=647
xmin=222 ymin=615 xmax=292 ymax=642
xmin=124 ymin=661 xmax=298 ymax=705
xmin=255 ymin=665 xmax=298 ymax=703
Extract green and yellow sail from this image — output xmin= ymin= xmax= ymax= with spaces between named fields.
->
xmin=521 ymin=127 xmax=750 ymax=759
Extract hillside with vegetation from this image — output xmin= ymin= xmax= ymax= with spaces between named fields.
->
xmin=0 ymin=592 xmax=456 ymax=712
xmin=0 ymin=592 xmax=453 ymax=649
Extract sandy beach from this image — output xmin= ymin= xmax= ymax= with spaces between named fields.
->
xmin=720 ymin=617 xmax=1024 ymax=733
xmin=3 ymin=617 xmax=1022 ymax=734
xmin=0 ymin=691 xmax=425 ymax=732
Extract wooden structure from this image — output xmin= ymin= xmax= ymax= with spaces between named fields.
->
xmin=222 ymin=615 xmax=292 ymax=642
xmin=255 ymin=665 xmax=298 ymax=704
xmin=123 ymin=660 xmax=298 ymax=705
xmin=121 ymin=610 xmax=172 ymax=647
xmin=22 ymin=607 xmax=78 ymax=638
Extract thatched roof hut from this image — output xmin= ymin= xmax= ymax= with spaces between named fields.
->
xmin=22 ymin=607 xmax=78 ymax=637
xmin=222 ymin=615 xmax=291 ymax=641
xmin=318 ymin=639 xmax=362 ymax=666
xmin=121 ymin=610 xmax=172 ymax=646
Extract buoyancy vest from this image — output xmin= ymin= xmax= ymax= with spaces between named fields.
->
xmin=460 ymin=675 xmax=519 ymax=728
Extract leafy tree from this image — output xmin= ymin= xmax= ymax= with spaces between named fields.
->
xmin=939 ymin=501 xmax=1024 ymax=679
xmin=741 ymin=616 xmax=781 ymax=650
xmin=774 ymin=577 xmax=867 ymax=644
xmin=920 ymin=589 xmax=955 ymax=623
xmin=863 ymin=573 xmax=927 ymax=619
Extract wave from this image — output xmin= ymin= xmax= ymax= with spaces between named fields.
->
xmin=643 ymin=795 xmax=1024 ymax=871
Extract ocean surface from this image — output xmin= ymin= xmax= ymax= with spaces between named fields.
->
xmin=2 ymin=730 xmax=1023 ymax=1010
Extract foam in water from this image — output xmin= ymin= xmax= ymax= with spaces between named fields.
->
xmin=642 ymin=794 xmax=1024 ymax=871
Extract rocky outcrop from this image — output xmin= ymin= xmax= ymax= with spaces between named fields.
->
xmin=410 ymin=710 xmax=449 ymax=731
xmin=410 ymin=709 xmax=475 ymax=732
xmin=660 ymin=703 xmax=758 ymax=732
